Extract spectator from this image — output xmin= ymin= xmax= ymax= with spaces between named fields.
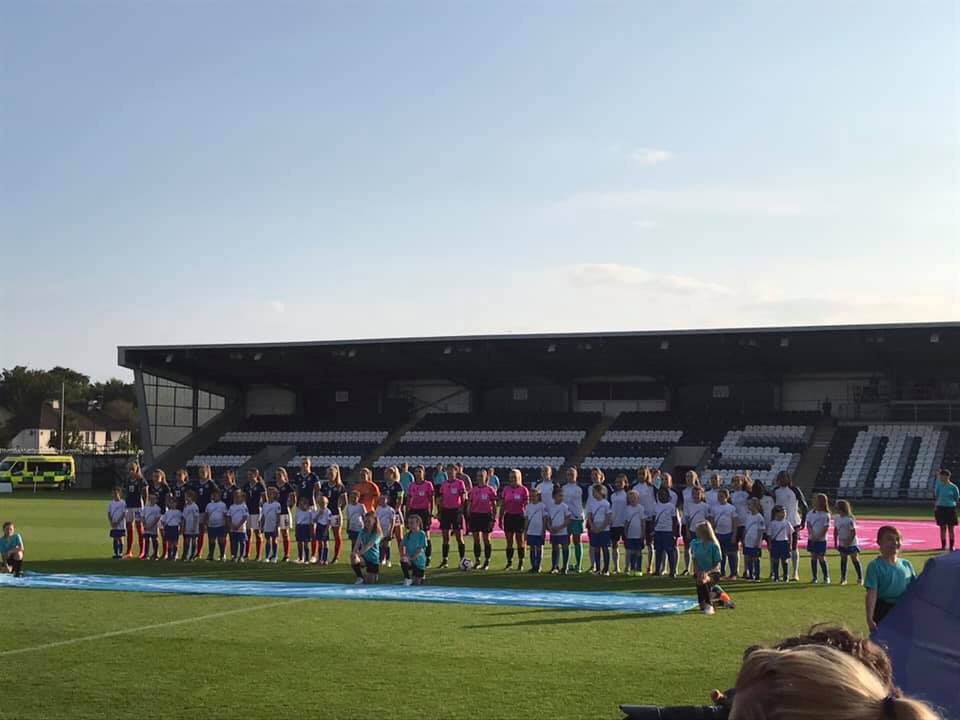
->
xmin=728 ymin=644 xmax=938 ymax=720
xmin=865 ymin=525 xmax=917 ymax=631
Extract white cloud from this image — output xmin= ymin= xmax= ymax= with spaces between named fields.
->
xmin=631 ymin=148 xmax=672 ymax=165
xmin=632 ymin=219 xmax=656 ymax=230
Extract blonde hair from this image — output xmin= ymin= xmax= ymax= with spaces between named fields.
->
xmin=695 ymin=521 xmax=719 ymax=546
xmin=837 ymin=499 xmax=855 ymax=519
xmin=814 ymin=492 xmax=830 ymax=512
xmin=730 ymin=645 xmax=938 ymax=720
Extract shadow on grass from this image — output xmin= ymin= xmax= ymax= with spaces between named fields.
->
xmin=461 ymin=610 xmax=689 ymax=629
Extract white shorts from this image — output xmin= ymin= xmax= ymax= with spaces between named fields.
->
xmin=329 ymin=514 xmax=341 ymax=529
xmin=248 ymin=514 xmax=261 ymax=531
xmin=125 ymin=508 xmax=142 ymax=524
xmin=279 ymin=515 xmax=292 ymax=530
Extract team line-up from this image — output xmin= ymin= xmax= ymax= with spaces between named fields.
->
xmin=103 ymin=458 xmax=960 ymax=592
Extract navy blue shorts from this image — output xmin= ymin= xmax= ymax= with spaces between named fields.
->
xmin=348 ymin=530 xmax=359 ymax=543
xmin=771 ymin=540 xmax=790 ymax=561
xmin=744 ymin=546 xmax=761 ymax=558
xmin=295 ymin=525 xmax=312 ymax=543
xmin=550 ymin=533 xmax=569 ymax=546
xmin=838 ymin=545 xmax=860 ymax=556
xmin=654 ymin=530 xmax=676 ymax=552
xmin=526 ymin=533 xmax=545 ymax=547
xmin=610 ymin=527 xmax=625 ymax=544
xmin=589 ymin=530 xmax=612 ymax=548
xmin=109 ymin=529 xmax=125 ymax=538
xmin=624 ymin=538 xmax=644 ymax=551
xmin=164 ymin=528 xmax=180 ymax=542
xmin=207 ymin=526 xmax=225 ymax=538
xmin=718 ymin=532 xmax=736 ymax=553
xmin=807 ymin=540 xmax=828 ymax=555
xmin=315 ymin=524 xmax=329 ymax=541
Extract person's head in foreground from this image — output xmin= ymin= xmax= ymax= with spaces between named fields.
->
xmin=728 ymin=644 xmax=939 ymax=720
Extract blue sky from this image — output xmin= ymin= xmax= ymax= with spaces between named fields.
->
xmin=2 ymin=2 xmax=957 ymax=380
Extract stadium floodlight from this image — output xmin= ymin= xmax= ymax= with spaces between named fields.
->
xmin=253 ymin=352 xmax=263 ymax=361
xmin=164 ymin=353 xmax=174 ymax=363
xmin=930 ymin=333 xmax=940 ymax=344
xmin=659 ymin=340 xmax=669 ymax=351
xmin=347 ymin=349 xmax=357 ymax=358
xmin=780 ymin=337 xmax=790 ymax=348
xmin=443 ymin=345 xmax=453 ymax=355
xmin=547 ymin=343 xmax=557 ymax=353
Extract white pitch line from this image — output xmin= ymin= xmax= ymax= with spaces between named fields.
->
xmin=0 ymin=598 xmax=304 ymax=657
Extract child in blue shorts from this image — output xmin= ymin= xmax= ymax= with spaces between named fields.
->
xmin=314 ymin=497 xmax=332 ymax=565
xmin=805 ymin=493 xmax=831 ymax=584
xmin=523 ymin=489 xmax=547 ymax=573
xmin=767 ymin=505 xmax=791 ymax=582
xmin=623 ymin=490 xmax=646 ymax=575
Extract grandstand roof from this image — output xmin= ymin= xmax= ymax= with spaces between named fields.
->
xmin=119 ymin=321 xmax=960 ymax=386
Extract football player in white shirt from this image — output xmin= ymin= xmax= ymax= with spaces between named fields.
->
xmin=561 ymin=467 xmax=586 ymax=573
xmin=548 ymin=486 xmax=572 ymax=574
xmin=833 ymin=499 xmax=862 ymax=585
xmin=536 ymin=466 xmax=556 ymax=513
xmin=375 ymin=495 xmax=398 ymax=568
xmin=633 ymin=468 xmax=657 ymax=574
xmin=681 ymin=486 xmax=710 ymax=575
xmin=227 ymin=491 xmax=250 ymax=562
xmin=608 ymin=474 xmax=629 ymax=574
xmin=652 ymin=487 xmax=680 ymax=577
xmin=805 ymin=493 xmax=831 ymax=584
xmin=712 ymin=489 xmax=740 ymax=579
xmin=774 ymin=471 xmax=808 ymax=581
xmin=704 ymin=472 xmax=723 ymax=520
xmin=141 ymin=495 xmax=163 ymax=560
xmin=522 ymin=488 xmax=547 ymax=573
xmin=260 ymin=487 xmax=282 ymax=563
xmin=623 ymin=490 xmax=646 ymax=576
xmin=742 ymin=498 xmax=766 ymax=581
xmin=107 ymin=488 xmax=127 ymax=559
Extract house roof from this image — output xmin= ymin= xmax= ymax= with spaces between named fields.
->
xmin=36 ymin=403 xmax=129 ymax=432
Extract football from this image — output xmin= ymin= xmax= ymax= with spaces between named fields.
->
xmin=459 ymin=557 xmax=473 ymax=571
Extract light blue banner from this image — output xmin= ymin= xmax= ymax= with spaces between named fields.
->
xmin=1 ymin=572 xmax=698 ymax=613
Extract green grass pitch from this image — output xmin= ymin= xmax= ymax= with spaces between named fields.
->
xmin=0 ymin=494 xmax=937 ymax=720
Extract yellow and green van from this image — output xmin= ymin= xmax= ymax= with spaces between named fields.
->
xmin=0 ymin=455 xmax=75 ymax=487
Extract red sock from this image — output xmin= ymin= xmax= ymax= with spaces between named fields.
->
xmin=137 ymin=527 xmax=145 ymax=557
xmin=125 ymin=523 xmax=133 ymax=554
xmin=255 ymin=534 xmax=263 ymax=559
xmin=197 ymin=532 xmax=205 ymax=556
xmin=311 ymin=539 xmax=319 ymax=558
xmin=334 ymin=534 xmax=342 ymax=560
xmin=282 ymin=534 xmax=290 ymax=558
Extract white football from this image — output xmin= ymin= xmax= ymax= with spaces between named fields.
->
xmin=459 ymin=557 xmax=473 ymax=571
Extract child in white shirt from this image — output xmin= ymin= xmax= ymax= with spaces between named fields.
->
xmin=161 ymin=503 xmax=184 ymax=561
xmin=682 ymin=486 xmax=710 ymax=575
xmin=833 ymin=499 xmax=862 ymax=585
xmin=743 ymin=498 xmax=766 ymax=581
xmin=548 ymin=487 xmax=572 ymax=574
xmin=260 ymin=487 xmax=282 ymax=563
xmin=608 ymin=475 xmax=629 ymax=574
xmin=375 ymin=496 xmax=398 ymax=568
xmin=204 ymin=490 xmax=228 ymax=562
xmin=586 ymin=484 xmax=613 ymax=576
xmin=107 ymin=488 xmax=127 ymax=559
xmin=141 ymin=495 xmax=162 ymax=560
xmin=623 ymin=490 xmax=646 ymax=576
xmin=653 ymin=487 xmax=680 ymax=577
xmin=227 ymin=492 xmax=250 ymax=562
xmin=294 ymin=497 xmax=315 ymax=564
xmin=805 ymin=493 xmax=832 ymax=584
xmin=181 ymin=491 xmax=200 ymax=561
xmin=313 ymin=496 xmax=333 ymax=565
xmin=767 ymin=506 xmax=792 ymax=582
xmin=523 ymin=489 xmax=547 ymax=573
xmin=713 ymin=489 xmax=740 ymax=579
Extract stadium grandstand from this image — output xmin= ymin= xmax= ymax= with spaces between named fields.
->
xmin=119 ymin=321 xmax=960 ymax=502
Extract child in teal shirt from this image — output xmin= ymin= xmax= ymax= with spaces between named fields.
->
xmin=934 ymin=468 xmax=958 ymax=552
xmin=690 ymin=522 xmax=723 ymax=615
xmin=865 ymin=525 xmax=917 ymax=631
xmin=401 ymin=514 xmax=428 ymax=586
xmin=350 ymin=512 xmax=382 ymax=585
xmin=0 ymin=522 xmax=24 ymax=577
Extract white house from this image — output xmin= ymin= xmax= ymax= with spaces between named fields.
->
xmin=7 ymin=401 xmax=131 ymax=452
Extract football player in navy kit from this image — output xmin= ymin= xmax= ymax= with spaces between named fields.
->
xmin=321 ymin=465 xmax=348 ymax=563
xmin=194 ymin=465 xmax=217 ymax=560
xmin=294 ymin=458 xmax=321 ymax=560
xmin=120 ymin=462 xmax=147 ymax=559
xmin=170 ymin=469 xmax=189 ymax=511
xmin=270 ymin=467 xmax=296 ymax=561
xmin=242 ymin=468 xmax=267 ymax=560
